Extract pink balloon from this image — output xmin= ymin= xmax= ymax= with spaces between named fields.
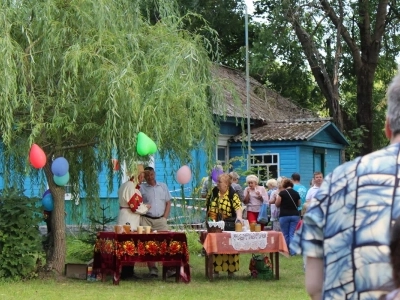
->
xmin=29 ymin=144 xmax=47 ymax=169
xmin=176 ymin=165 xmax=192 ymax=185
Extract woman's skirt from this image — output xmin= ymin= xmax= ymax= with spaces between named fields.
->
xmin=213 ymin=254 xmax=239 ymax=272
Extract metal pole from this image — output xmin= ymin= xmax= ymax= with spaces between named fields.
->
xmin=245 ymin=5 xmax=251 ymax=170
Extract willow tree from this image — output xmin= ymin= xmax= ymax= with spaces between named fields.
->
xmin=0 ymin=0 xmax=224 ymax=274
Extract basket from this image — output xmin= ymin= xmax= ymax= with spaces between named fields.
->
xmin=249 ymin=255 xmax=274 ymax=280
xmin=206 ymin=221 xmax=224 ymax=233
xmin=255 ymin=269 xmax=274 ymax=280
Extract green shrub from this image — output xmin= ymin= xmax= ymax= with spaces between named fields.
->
xmin=184 ymin=229 xmax=203 ymax=254
xmin=66 ymin=234 xmax=94 ymax=263
xmin=0 ymin=188 xmax=43 ymax=279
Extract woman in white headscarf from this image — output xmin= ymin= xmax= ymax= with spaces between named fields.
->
xmin=118 ymin=166 xmax=149 ymax=231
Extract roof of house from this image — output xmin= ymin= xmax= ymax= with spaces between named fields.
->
xmin=212 ymin=65 xmax=316 ymax=122
xmin=232 ymin=119 xmax=349 ymax=146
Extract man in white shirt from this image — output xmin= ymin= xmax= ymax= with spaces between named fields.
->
xmin=305 ymin=172 xmax=323 ymax=203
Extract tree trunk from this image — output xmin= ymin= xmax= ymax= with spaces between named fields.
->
xmin=356 ymin=66 xmax=375 ymax=156
xmin=43 ymin=164 xmax=66 ymax=275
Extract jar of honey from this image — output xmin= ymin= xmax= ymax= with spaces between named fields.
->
xmin=235 ymin=221 xmax=243 ymax=232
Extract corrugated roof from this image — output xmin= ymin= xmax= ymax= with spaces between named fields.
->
xmin=213 ymin=65 xmax=316 ymax=122
xmin=232 ymin=120 xmax=332 ymax=142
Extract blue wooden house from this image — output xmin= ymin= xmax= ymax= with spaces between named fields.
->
xmin=0 ymin=66 xmax=348 ymax=225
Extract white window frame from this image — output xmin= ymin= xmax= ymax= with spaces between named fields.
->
xmin=250 ymin=153 xmax=280 ymax=184
xmin=217 ymin=135 xmax=230 ymax=166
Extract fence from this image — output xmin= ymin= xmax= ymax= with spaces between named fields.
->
xmin=38 ymin=196 xmax=207 ymax=227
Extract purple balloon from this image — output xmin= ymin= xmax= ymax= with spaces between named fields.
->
xmin=211 ymin=168 xmax=224 ymax=183
xmin=51 ymin=157 xmax=69 ymax=176
xmin=42 ymin=189 xmax=51 ymax=198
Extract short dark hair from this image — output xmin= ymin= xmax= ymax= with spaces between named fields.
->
xmin=313 ymin=171 xmax=323 ymax=178
xmin=291 ymin=173 xmax=300 ymax=181
xmin=281 ymin=178 xmax=294 ymax=189
xmin=144 ymin=166 xmax=154 ymax=171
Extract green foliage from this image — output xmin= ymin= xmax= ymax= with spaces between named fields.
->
xmin=0 ymin=0 xmax=225 ymax=199
xmin=176 ymin=0 xmax=248 ymax=67
xmin=0 ymin=0 xmax=229 ymax=269
xmin=66 ymin=234 xmax=94 ymax=263
xmin=0 ymin=188 xmax=43 ymax=279
xmin=182 ymin=229 xmax=203 ymax=254
xmin=253 ymin=0 xmax=400 ymax=155
xmin=79 ymin=205 xmax=117 ymax=246
xmin=344 ymin=126 xmax=369 ymax=161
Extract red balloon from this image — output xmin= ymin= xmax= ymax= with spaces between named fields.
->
xmin=29 ymin=144 xmax=46 ymax=169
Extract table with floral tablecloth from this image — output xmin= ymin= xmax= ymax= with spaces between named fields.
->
xmin=92 ymin=231 xmax=190 ymax=284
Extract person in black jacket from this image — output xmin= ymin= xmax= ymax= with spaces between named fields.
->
xmin=275 ymin=178 xmax=300 ymax=256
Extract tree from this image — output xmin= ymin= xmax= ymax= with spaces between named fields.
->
xmin=0 ymin=0 xmax=226 ymax=274
xmin=176 ymin=0 xmax=253 ymax=67
xmin=254 ymin=0 xmax=399 ymax=155
xmin=177 ymin=1 xmax=325 ymax=114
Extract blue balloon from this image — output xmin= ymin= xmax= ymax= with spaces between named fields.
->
xmin=51 ymin=157 xmax=69 ymax=177
xmin=42 ymin=194 xmax=54 ymax=211
xmin=53 ymin=172 xmax=70 ymax=186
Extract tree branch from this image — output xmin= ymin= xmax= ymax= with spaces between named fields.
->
xmin=373 ymin=0 xmax=390 ymax=48
xmin=59 ymin=141 xmax=98 ymax=151
xmin=319 ymin=0 xmax=362 ymax=71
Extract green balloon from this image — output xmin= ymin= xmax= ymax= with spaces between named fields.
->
xmin=137 ymin=132 xmax=157 ymax=156
xmin=54 ymin=172 xmax=70 ymax=186
xmin=148 ymin=139 xmax=157 ymax=154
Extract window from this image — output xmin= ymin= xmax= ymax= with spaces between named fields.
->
xmin=217 ymin=146 xmax=227 ymax=166
xmin=250 ymin=153 xmax=279 ymax=185
xmin=64 ymin=184 xmax=72 ymax=200
xmin=217 ymin=135 xmax=230 ymax=166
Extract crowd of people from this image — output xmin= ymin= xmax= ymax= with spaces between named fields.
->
xmin=110 ymin=65 xmax=400 ymax=300
xmin=115 ymin=68 xmax=400 ymax=298
xmin=290 ymin=68 xmax=400 ymax=300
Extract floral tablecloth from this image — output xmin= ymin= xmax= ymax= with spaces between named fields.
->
xmin=92 ymin=231 xmax=190 ymax=284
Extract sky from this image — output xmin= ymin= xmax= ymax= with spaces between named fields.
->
xmin=245 ymin=0 xmax=254 ymax=14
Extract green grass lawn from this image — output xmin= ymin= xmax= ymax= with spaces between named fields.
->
xmin=0 ymin=232 xmax=308 ymax=300
xmin=0 ymin=255 xmax=307 ymax=300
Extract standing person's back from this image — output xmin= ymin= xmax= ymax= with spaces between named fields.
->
xmin=291 ymin=68 xmax=400 ymax=300
xmin=291 ymin=173 xmax=307 ymax=214
xmin=380 ymin=216 xmax=400 ymax=300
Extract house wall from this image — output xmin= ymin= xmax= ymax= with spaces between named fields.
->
xmin=230 ymin=140 xmax=344 ymax=189
xmin=219 ymin=121 xmax=242 ymax=136
xmin=325 ymin=148 xmax=341 ymax=175
xmin=299 ymin=146 xmax=315 ymax=187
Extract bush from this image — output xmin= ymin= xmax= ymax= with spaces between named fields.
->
xmin=0 ymin=188 xmax=43 ymax=279
xmin=66 ymin=234 xmax=94 ymax=263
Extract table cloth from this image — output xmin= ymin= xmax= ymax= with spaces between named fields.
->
xmin=93 ymin=231 xmax=190 ymax=284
